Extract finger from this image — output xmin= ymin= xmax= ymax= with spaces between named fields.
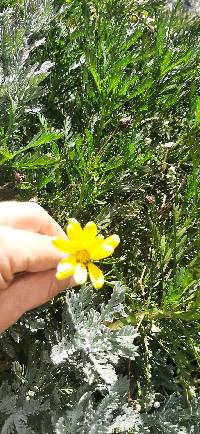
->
xmin=0 ymin=272 xmax=11 ymax=291
xmin=0 ymin=201 xmax=66 ymax=237
xmin=0 ymin=270 xmax=75 ymax=333
xmin=0 ymin=247 xmax=14 ymax=290
xmin=0 ymin=225 xmax=65 ymax=275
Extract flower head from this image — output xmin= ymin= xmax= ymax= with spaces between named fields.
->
xmin=52 ymin=218 xmax=120 ymax=290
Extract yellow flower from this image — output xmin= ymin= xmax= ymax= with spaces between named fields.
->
xmin=52 ymin=218 xmax=120 ymax=290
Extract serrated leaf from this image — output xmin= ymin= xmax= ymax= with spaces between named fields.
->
xmin=14 ymin=131 xmax=62 ymax=156
xmin=163 ymin=247 xmax=172 ymax=266
xmin=13 ymin=154 xmax=58 ymax=169
xmin=88 ymin=63 xmax=101 ymax=93
xmin=101 ymin=283 xmax=127 ymax=322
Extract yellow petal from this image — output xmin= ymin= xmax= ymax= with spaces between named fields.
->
xmin=56 ymin=257 xmax=76 ymax=280
xmin=52 ymin=236 xmax=79 ymax=254
xmin=73 ymin=263 xmax=87 ymax=285
xmin=88 ymin=263 xmax=104 ymax=289
xmin=83 ymin=221 xmax=97 ymax=242
xmin=90 ymin=234 xmax=120 ymax=261
xmin=104 ymin=234 xmax=120 ymax=248
xmin=87 ymin=234 xmax=104 ymax=253
xmin=96 ymin=235 xmax=104 ymax=240
xmin=90 ymin=244 xmax=114 ymax=260
xmin=67 ymin=218 xmax=83 ymax=241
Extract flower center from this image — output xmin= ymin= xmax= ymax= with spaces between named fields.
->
xmin=76 ymin=249 xmax=90 ymax=264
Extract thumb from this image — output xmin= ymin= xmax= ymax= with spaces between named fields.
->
xmin=0 ymin=226 xmax=64 ymax=289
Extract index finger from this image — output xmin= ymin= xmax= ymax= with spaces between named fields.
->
xmin=0 ymin=270 xmax=75 ymax=333
xmin=0 ymin=201 xmax=66 ymax=238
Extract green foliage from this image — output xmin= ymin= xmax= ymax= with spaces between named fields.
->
xmin=0 ymin=0 xmax=200 ymax=433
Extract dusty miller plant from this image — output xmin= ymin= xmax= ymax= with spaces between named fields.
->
xmin=0 ymin=0 xmax=55 ymax=136
xmin=0 ymin=284 xmax=139 ymax=433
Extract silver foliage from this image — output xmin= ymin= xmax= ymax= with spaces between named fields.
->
xmin=0 ymin=1 xmax=56 ymax=132
xmin=51 ymin=284 xmax=138 ymax=385
xmin=0 ymin=381 xmax=50 ymax=434
xmin=55 ymin=377 xmax=140 ymax=434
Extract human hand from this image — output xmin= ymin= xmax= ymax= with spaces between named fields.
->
xmin=0 ymin=201 xmax=74 ymax=333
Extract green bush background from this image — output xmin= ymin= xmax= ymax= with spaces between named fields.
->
xmin=0 ymin=1 xmax=199 ymax=433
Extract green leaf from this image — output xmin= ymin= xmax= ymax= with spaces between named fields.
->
xmin=14 ymin=131 xmax=62 ymax=156
xmin=129 ymin=79 xmax=153 ymax=98
xmin=13 ymin=154 xmax=58 ymax=169
xmin=88 ymin=63 xmax=102 ymax=93
xmin=194 ymin=96 xmax=200 ymax=125
xmin=0 ymin=147 xmax=13 ymax=165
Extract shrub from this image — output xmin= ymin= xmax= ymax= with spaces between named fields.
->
xmin=0 ymin=1 xmax=199 ymax=433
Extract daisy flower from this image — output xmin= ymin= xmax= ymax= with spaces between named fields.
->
xmin=52 ymin=218 xmax=120 ymax=290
